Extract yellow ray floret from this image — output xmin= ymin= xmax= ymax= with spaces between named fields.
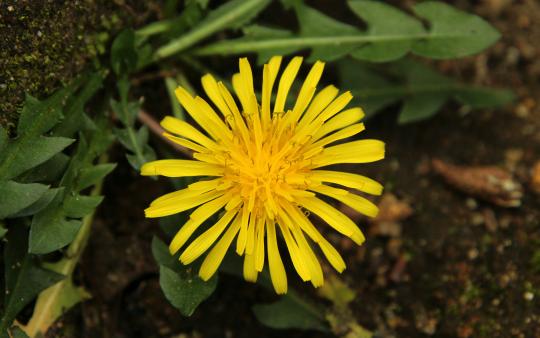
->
xmin=141 ymin=56 xmax=385 ymax=294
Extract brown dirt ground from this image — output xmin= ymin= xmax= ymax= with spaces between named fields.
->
xmin=45 ymin=0 xmax=540 ymax=337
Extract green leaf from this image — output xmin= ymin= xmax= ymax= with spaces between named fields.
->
xmin=29 ymin=205 xmax=83 ymax=254
xmin=64 ymin=195 xmax=104 ymax=218
xmin=18 ymin=153 xmax=70 ymax=184
xmin=0 ymin=181 xmax=49 ymax=219
xmin=17 ymin=89 xmax=71 ymax=137
xmin=412 ymin=1 xmax=501 ymax=59
xmin=240 ymin=25 xmax=296 ymax=64
xmin=152 ymin=236 xmax=178 ymax=269
xmin=455 ymin=87 xmax=516 ymax=108
xmin=253 ymin=296 xmax=328 ymax=331
xmin=23 ymin=185 xmax=101 ymax=337
xmin=398 ymin=93 xmax=447 ymax=123
xmin=0 ymin=224 xmax=7 ymax=240
xmin=111 ymin=30 xmax=138 ymax=75
xmin=194 ymin=1 xmax=500 ymax=62
xmin=29 ymin=124 xmax=114 ymax=254
xmin=294 ymin=4 xmax=360 ymax=61
xmin=349 ymin=0 xmax=424 ymax=62
xmin=8 ymin=327 xmax=30 ymax=338
xmin=338 ymin=58 xmax=514 ymax=122
xmin=51 ymin=72 xmax=103 ymax=138
xmin=111 ymin=80 xmax=156 ymax=171
xmin=0 ymin=227 xmax=64 ymax=334
xmin=159 ymin=265 xmax=217 ymax=316
xmin=0 ymin=126 xmax=7 ymax=153
xmin=155 ymin=0 xmax=271 ymax=59
xmin=76 ymin=163 xmax=116 ymax=191
xmin=9 ymin=188 xmax=63 ymax=218
xmin=0 ymin=136 xmax=74 ymax=181
xmin=152 ymin=237 xmax=217 ymax=316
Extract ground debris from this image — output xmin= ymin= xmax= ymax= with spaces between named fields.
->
xmin=530 ymin=160 xmax=540 ymax=194
xmin=368 ymin=194 xmax=413 ymax=237
xmin=432 ymin=159 xmax=523 ymax=207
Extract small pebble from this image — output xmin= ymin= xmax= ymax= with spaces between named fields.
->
xmin=524 ymin=292 xmax=534 ymax=301
xmin=466 ymin=198 xmax=478 ymax=210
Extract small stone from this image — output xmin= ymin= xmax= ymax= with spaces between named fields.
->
xmin=471 ymin=212 xmax=484 ymax=226
xmin=467 ymin=248 xmax=479 ymax=260
xmin=524 ymin=291 xmax=534 ymax=301
xmin=466 ymin=198 xmax=478 ymax=210
xmin=7 ymin=5 xmax=14 ymax=12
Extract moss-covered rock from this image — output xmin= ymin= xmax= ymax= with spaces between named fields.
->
xmin=0 ymin=1 xmax=128 ymax=128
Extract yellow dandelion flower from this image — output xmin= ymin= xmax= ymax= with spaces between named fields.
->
xmin=141 ymin=56 xmax=385 ymax=294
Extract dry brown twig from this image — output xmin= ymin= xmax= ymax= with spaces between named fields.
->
xmin=137 ymin=109 xmax=192 ymax=158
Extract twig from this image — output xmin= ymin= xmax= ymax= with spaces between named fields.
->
xmin=131 ymin=70 xmax=178 ymax=86
xmin=137 ymin=110 xmax=192 ymax=158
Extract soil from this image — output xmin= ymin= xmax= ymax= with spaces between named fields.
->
xmin=45 ymin=0 xmax=540 ymax=337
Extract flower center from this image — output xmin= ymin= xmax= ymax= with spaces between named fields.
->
xmin=221 ymin=116 xmax=313 ymax=219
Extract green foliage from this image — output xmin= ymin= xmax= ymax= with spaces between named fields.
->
xmin=194 ymin=1 xmax=500 ymax=63
xmin=0 ymin=181 xmax=49 ymax=219
xmin=0 ymin=74 xmax=115 ymax=332
xmin=152 ymin=237 xmax=217 ymax=316
xmin=110 ymin=78 xmax=156 ymax=170
xmin=0 ymin=227 xmax=64 ymax=335
xmin=8 ymin=327 xmax=30 ymax=338
xmin=338 ymin=58 xmax=514 ymax=123
xmin=29 ymin=123 xmax=115 ymax=254
xmin=154 ymin=0 xmax=272 ymax=59
xmin=0 ymin=90 xmax=75 ymax=181
xmin=253 ymin=296 xmax=328 ymax=331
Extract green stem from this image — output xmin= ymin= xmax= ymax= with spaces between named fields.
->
xmin=154 ymin=0 xmax=267 ymax=60
xmin=192 ymin=34 xmax=432 ymax=56
xmin=136 ymin=18 xmax=179 ymax=37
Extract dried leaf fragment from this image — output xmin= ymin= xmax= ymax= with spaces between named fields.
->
xmin=432 ymin=159 xmax=523 ymax=207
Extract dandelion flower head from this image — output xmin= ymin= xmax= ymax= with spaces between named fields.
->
xmin=141 ymin=56 xmax=385 ymax=294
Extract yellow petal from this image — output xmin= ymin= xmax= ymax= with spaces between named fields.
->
xmin=308 ymin=123 xmax=365 ymax=150
xmin=314 ymin=91 xmax=353 ymax=123
xmin=311 ymin=139 xmax=385 ymax=167
xmin=201 ymin=74 xmax=231 ymax=119
xmin=296 ymin=195 xmax=365 ymax=245
xmin=141 ymin=159 xmax=223 ymax=177
xmin=261 ymin=56 xmax=282 ymax=127
xmin=254 ymin=216 xmax=266 ymax=272
xmin=276 ymin=209 xmax=312 ymax=282
xmin=312 ymin=107 xmax=365 ymax=141
xmin=309 ymin=170 xmax=383 ymax=195
xmin=279 ymin=201 xmax=346 ymax=273
xmin=169 ymin=193 xmax=230 ymax=254
xmin=236 ymin=207 xmax=250 ymax=255
xmin=160 ymin=116 xmax=219 ymax=151
xmin=145 ymin=190 xmax=223 ymax=218
xmin=180 ymin=207 xmax=239 ymax=264
xmin=267 ymin=221 xmax=287 ymax=294
xmin=243 ymin=253 xmax=258 ymax=282
xmin=289 ymin=222 xmax=324 ymax=287
xmin=199 ymin=214 xmax=242 ymax=281
xmin=289 ymin=60 xmax=325 ymax=124
xmin=274 ymin=56 xmax=303 ymax=113
xmin=310 ymin=184 xmax=379 ymax=218
xmin=298 ymin=85 xmax=339 ymax=128
xmin=162 ymin=132 xmax=207 ymax=153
